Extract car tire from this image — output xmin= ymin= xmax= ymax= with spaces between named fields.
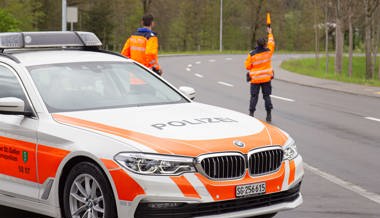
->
xmin=249 ymin=213 xmax=277 ymax=218
xmin=62 ymin=161 xmax=117 ymax=218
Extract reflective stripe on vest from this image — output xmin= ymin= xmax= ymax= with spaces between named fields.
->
xmin=252 ymin=58 xmax=270 ymax=66
xmin=249 ymin=68 xmax=273 ymax=83
xmin=130 ymin=46 xmax=146 ymax=52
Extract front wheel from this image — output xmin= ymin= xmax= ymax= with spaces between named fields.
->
xmin=62 ymin=161 xmax=117 ymax=218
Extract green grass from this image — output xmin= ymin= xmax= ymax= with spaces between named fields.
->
xmin=281 ymin=56 xmax=380 ymax=87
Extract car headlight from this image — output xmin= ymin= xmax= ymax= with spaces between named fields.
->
xmin=283 ymin=137 xmax=298 ymax=160
xmin=114 ymin=153 xmax=196 ymax=176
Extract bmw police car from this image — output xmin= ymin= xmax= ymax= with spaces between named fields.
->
xmin=0 ymin=32 xmax=303 ymax=218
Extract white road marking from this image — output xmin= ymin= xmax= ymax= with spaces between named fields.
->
xmin=194 ymin=73 xmax=204 ymax=78
xmin=186 ymin=68 xmax=191 ymax=72
xmin=304 ymin=162 xmax=380 ymax=205
xmin=195 ymin=61 xmax=201 ymax=64
xmin=365 ymin=117 xmax=380 ymax=122
xmin=217 ymin=81 xmax=234 ymax=87
xmin=225 ymin=57 xmax=233 ymax=61
xmin=270 ymin=95 xmax=295 ymax=102
xmin=187 ymin=64 xmax=192 ymax=68
xmin=208 ymin=59 xmax=216 ymax=62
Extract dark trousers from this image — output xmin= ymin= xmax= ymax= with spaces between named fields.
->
xmin=249 ymin=81 xmax=273 ymax=112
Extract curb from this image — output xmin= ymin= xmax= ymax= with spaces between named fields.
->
xmin=272 ymin=55 xmax=380 ymax=99
xmin=274 ymin=77 xmax=380 ymax=99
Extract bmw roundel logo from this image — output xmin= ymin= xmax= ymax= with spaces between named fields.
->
xmin=233 ymin=140 xmax=245 ymax=148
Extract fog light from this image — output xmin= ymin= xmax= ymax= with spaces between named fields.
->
xmin=147 ymin=202 xmax=184 ymax=209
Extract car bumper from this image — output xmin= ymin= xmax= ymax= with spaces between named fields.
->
xmin=134 ymin=182 xmax=302 ymax=218
xmin=113 ymin=155 xmax=304 ymax=218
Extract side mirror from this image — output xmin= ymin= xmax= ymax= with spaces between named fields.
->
xmin=0 ymin=97 xmax=28 ymax=115
xmin=179 ymin=86 xmax=196 ymax=100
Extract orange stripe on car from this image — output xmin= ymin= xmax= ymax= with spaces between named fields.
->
xmin=0 ymin=136 xmax=69 ymax=184
xmin=0 ymin=136 xmax=38 ymax=183
xmin=170 ymin=175 xmax=201 ymax=199
xmin=109 ymin=169 xmax=145 ymax=201
xmin=288 ymin=160 xmax=296 ymax=185
xmin=52 ymin=114 xmax=278 ymax=157
xmin=196 ymin=164 xmax=286 ymax=201
xmin=37 ymin=145 xmax=70 ymax=184
xmin=101 ymin=158 xmax=120 ymax=170
xmin=53 ymin=114 xmax=174 ymax=154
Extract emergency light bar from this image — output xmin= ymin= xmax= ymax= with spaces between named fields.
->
xmin=0 ymin=31 xmax=102 ymax=50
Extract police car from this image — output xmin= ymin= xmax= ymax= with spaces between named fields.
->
xmin=0 ymin=32 xmax=303 ymax=218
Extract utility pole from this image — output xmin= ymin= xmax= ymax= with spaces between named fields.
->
xmin=314 ymin=0 xmax=320 ymax=66
xmin=62 ymin=0 xmax=67 ymax=31
xmin=219 ymin=0 xmax=223 ymax=52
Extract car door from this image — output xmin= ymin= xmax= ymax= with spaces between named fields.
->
xmin=0 ymin=63 xmax=39 ymax=200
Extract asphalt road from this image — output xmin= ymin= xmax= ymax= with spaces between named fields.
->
xmin=160 ymin=54 xmax=380 ymax=218
xmin=3 ymin=54 xmax=380 ymax=218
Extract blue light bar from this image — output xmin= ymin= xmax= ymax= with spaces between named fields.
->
xmin=0 ymin=31 xmax=102 ymax=49
xmin=0 ymin=33 xmax=23 ymax=48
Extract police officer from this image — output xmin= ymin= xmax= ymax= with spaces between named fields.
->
xmin=121 ymin=14 xmax=162 ymax=75
xmin=245 ymin=27 xmax=275 ymax=122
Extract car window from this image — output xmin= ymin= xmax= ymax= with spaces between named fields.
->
xmin=0 ymin=65 xmax=29 ymax=103
xmin=28 ymin=61 xmax=187 ymax=112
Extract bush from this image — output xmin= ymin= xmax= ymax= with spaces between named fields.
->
xmin=0 ymin=9 xmax=20 ymax=32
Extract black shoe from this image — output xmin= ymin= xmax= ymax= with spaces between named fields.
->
xmin=266 ymin=110 xmax=272 ymax=122
xmin=249 ymin=111 xmax=254 ymax=117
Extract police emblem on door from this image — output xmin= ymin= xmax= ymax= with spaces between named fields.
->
xmin=22 ymin=151 xmax=28 ymax=163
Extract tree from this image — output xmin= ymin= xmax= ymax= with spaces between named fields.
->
xmin=248 ymin=0 xmax=265 ymax=49
xmin=325 ymin=0 xmax=331 ymax=74
xmin=0 ymin=0 xmax=44 ymax=31
xmin=334 ymin=0 xmax=344 ymax=75
xmin=372 ymin=6 xmax=380 ymax=79
xmin=79 ymin=1 xmax=114 ymax=49
xmin=377 ymin=7 xmax=380 ymax=80
xmin=364 ymin=0 xmax=380 ymax=80
xmin=36 ymin=0 xmax=60 ymax=30
xmin=109 ymin=0 xmax=143 ymax=51
xmin=347 ymin=0 xmax=354 ymax=77
xmin=142 ymin=0 xmax=152 ymax=14
xmin=0 ymin=8 xmax=20 ymax=32
xmin=314 ymin=0 xmax=320 ymax=66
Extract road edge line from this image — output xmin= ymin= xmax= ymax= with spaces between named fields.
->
xmin=304 ymin=162 xmax=380 ymax=205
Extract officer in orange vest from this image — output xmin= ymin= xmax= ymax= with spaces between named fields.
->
xmin=244 ymin=27 xmax=274 ymax=122
xmin=121 ymin=14 xmax=162 ymax=75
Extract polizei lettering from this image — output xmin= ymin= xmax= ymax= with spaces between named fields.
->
xmin=151 ymin=117 xmax=238 ymax=130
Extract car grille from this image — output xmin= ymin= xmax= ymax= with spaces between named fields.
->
xmin=134 ymin=182 xmax=301 ymax=218
xmin=197 ymin=147 xmax=284 ymax=180
xmin=199 ymin=154 xmax=246 ymax=179
xmin=249 ymin=148 xmax=284 ymax=175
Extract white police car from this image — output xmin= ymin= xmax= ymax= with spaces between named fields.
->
xmin=0 ymin=32 xmax=303 ymax=218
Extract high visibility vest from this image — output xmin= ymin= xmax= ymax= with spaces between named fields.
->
xmin=245 ymin=33 xmax=275 ymax=84
xmin=121 ymin=30 xmax=160 ymax=70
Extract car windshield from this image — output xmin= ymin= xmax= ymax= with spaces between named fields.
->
xmin=28 ymin=61 xmax=187 ymax=112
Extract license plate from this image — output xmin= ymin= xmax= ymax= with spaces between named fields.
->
xmin=236 ymin=182 xmax=266 ymax=198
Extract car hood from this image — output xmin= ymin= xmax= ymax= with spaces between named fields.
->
xmin=52 ymin=102 xmax=287 ymax=157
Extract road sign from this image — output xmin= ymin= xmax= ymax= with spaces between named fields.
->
xmin=67 ymin=7 xmax=78 ymax=23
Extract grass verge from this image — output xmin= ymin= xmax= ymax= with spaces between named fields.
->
xmin=281 ymin=56 xmax=380 ymax=87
